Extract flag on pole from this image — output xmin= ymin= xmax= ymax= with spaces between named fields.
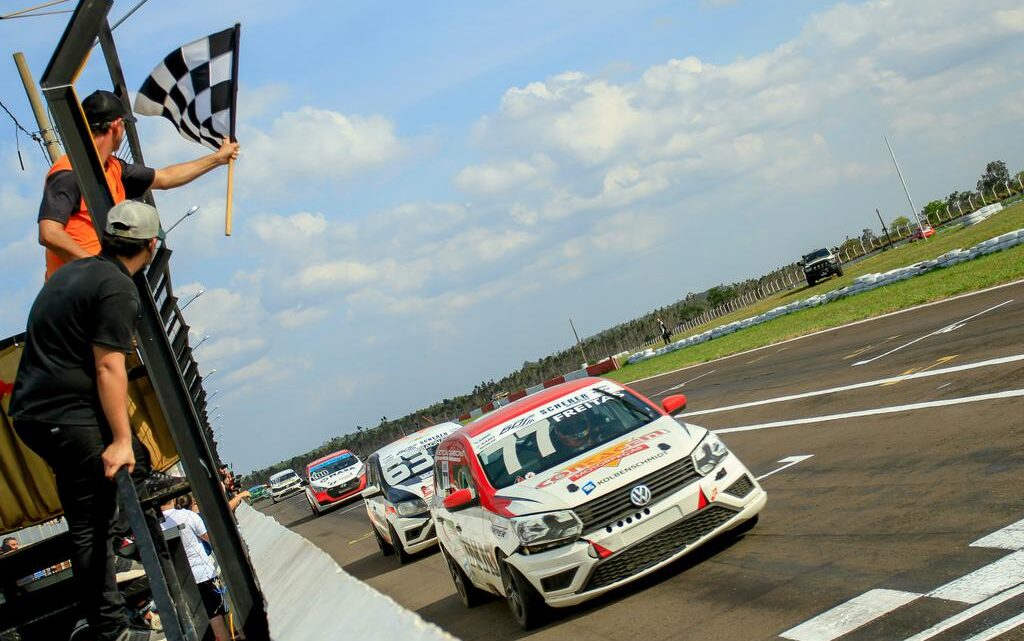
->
xmin=134 ymin=24 xmax=240 ymax=150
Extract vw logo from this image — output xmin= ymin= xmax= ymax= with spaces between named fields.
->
xmin=629 ymin=484 xmax=652 ymax=507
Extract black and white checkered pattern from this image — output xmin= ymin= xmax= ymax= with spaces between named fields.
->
xmin=134 ymin=26 xmax=238 ymax=150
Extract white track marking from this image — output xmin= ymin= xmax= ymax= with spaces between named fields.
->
xmin=629 ymin=278 xmax=1024 ymax=385
xmin=349 ymin=531 xmax=373 ymax=545
xmin=961 ymin=611 xmax=1024 ymax=641
xmin=780 ymin=589 xmax=921 ymax=641
xmin=335 ymin=502 xmax=366 ymax=515
xmin=926 ymin=550 xmax=1024 ymax=604
xmin=901 ymin=583 xmax=1024 ymax=641
xmin=852 ymin=300 xmax=1013 ymax=366
xmin=755 ymin=455 xmax=814 ymax=481
xmin=714 ymin=389 xmax=1024 ymax=434
xmin=681 ymin=354 xmax=1024 ymax=418
xmin=652 ymin=369 xmax=717 ymax=396
xmin=972 ymin=518 xmax=1024 ymax=550
xmin=936 ymin=382 xmax=952 ymax=390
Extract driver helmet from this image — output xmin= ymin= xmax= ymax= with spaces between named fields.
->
xmin=552 ymin=411 xmax=596 ymax=449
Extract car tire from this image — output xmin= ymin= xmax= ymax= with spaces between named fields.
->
xmin=309 ymin=499 xmax=320 ymax=517
xmin=500 ymin=557 xmax=547 ymax=630
xmin=441 ymin=545 xmax=486 ymax=608
xmin=806 ymin=276 xmax=816 ymax=287
xmin=835 ymin=265 xmax=844 ymax=277
xmin=374 ymin=524 xmax=394 ymax=556
xmin=390 ymin=524 xmax=412 ymax=564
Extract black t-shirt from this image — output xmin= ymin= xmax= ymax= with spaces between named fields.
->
xmin=9 ymin=255 xmax=141 ymax=426
xmin=38 ymin=159 xmax=155 ymax=224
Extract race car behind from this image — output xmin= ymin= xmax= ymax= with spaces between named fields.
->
xmin=362 ymin=422 xmax=461 ymax=563
xmin=305 ymin=449 xmax=366 ymax=516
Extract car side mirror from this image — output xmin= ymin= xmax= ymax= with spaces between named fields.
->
xmin=662 ymin=394 xmax=687 ymax=415
xmin=442 ymin=488 xmax=478 ymax=512
xmin=361 ymin=485 xmax=382 ymax=499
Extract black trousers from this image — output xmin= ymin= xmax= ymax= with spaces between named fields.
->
xmin=14 ymin=420 xmax=151 ymax=641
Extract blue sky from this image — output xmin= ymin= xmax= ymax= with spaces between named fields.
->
xmin=2 ymin=0 xmax=1023 ymax=471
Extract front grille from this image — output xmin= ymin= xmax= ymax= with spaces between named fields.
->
xmin=584 ymin=505 xmax=738 ymax=591
xmin=724 ymin=475 xmax=754 ymax=498
xmin=541 ymin=568 xmax=578 ymax=592
xmin=327 ymin=478 xmax=360 ymax=498
xmin=572 ymin=458 xmax=700 ymax=532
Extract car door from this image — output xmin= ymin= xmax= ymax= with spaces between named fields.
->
xmin=437 ymin=442 xmax=496 ymax=587
xmin=363 ymin=455 xmax=389 ymax=539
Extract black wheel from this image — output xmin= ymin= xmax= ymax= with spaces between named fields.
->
xmin=309 ymin=500 xmax=320 ymax=517
xmin=730 ymin=514 xmax=759 ymax=537
xmin=442 ymin=545 xmax=486 ymax=608
xmin=500 ymin=558 xmax=547 ymax=630
xmin=389 ymin=523 xmax=412 ymax=564
xmin=835 ymin=265 xmax=844 ymax=277
xmin=806 ymin=276 xmax=816 ymax=287
xmin=373 ymin=524 xmax=394 ymax=556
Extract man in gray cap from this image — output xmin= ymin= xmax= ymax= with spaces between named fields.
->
xmin=10 ymin=200 xmax=164 ymax=641
xmin=38 ymin=89 xmax=239 ymax=279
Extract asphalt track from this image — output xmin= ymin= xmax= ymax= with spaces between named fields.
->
xmin=259 ymin=279 xmax=1024 ymax=641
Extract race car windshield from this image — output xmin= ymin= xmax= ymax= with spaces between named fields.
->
xmin=309 ymin=455 xmax=359 ymax=481
xmin=804 ymin=249 xmax=830 ymax=261
xmin=270 ymin=471 xmax=298 ymax=485
xmin=478 ymin=388 xmax=659 ymax=489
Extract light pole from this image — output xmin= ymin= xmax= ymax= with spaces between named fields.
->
xmin=203 ymin=368 xmax=219 ymax=380
xmin=180 ymin=289 xmax=205 ymax=310
xmin=884 ymin=136 xmax=926 ymax=237
xmin=193 ymin=334 xmax=211 ymax=349
xmin=207 ymin=390 xmax=220 ymax=401
xmin=164 ymin=205 xmax=200 ymax=236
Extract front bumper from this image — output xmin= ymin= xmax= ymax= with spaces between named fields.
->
xmin=310 ymin=474 xmax=367 ymax=507
xmin=394 ymin=515 xmax=438 ymax=554
xmin=508 ymin=454 xmax=766 ymax=608
xmin=271 ymin=484 xmax=303 ymax=500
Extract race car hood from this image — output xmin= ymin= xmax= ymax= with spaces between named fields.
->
xmin=386 ymin=472 xmax=437 ymax=503
xmin=309 ymin=464 xmax=363 ymax=490
xmin=493 ymin=417 xmax=707 ymax=516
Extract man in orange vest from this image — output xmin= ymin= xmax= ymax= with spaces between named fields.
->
xmin=38 ymin=89 xmax=240 ymax=279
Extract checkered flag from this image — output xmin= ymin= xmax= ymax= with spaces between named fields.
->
xmin=134 ymin=25 xmax=240 ymax=150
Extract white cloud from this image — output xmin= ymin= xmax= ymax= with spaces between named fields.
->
xmin=274 ymin=305 xmax=330 ymax=329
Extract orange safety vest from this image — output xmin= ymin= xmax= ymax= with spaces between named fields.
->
xmin=44 ymin=155 xmax=127 ymax=280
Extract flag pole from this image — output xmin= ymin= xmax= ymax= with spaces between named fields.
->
xmin=225 ymin=23 xmax=240 ymax=236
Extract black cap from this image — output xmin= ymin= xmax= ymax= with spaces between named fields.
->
xmin=82 ymin=90 xmax=136 ymax=128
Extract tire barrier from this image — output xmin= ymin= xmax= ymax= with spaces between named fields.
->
xmin=627 ymin=226 xmax=1024 ymax=366
xmin=962 ymin=203 xmax=1003 ymax=226
xmin=235 ymin=503 xmax=457 ymax=641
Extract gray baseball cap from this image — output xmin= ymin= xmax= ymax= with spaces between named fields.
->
xmin=105 ymin=200 xmax=163 ymax=240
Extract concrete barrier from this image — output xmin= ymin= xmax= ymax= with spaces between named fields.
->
xmin=235 ymin=503 xmax=457 ymax=641
xmin=627 ymin=226 xmax=1024 ymax=365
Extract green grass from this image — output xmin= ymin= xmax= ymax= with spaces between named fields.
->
xmin=608 ymin=214 xmax=1024 ymax=384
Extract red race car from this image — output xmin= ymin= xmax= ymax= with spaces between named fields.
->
xmin=909 ymin=225 xmax=935 ymax=241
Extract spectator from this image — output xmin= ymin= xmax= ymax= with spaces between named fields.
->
xmin=9 ymin=200 xmax=164 ymax=641
xmin=160 ymin=499 xmax=229 ymax=641
xmin=38 ymin=89 xmax=239 ymax=280
xmin=1 ymin=537 xmax=19 ymax=555
xmin=657 ymin=317 xmax=672 ymax=347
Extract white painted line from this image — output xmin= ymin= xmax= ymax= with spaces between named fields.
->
xmin=936 ymin=382 xmax=952 ymax=390
xmin=780 ymin=588 xmax=921 ymax=641
xmin=652 ymin=369 xmax=717 ymax=396
xmin=960 ymin=610 xmax=1024 ymax=641
xmin=972 ymin=517 xmax=1024 ymax=551
xmin=852 ymin=300 xmax=1013 ymax=366
xmin=756 ymin=455 xmax=814 ymax=481
xmin=628 ymin=278 xmax=1024 ymax=385
xmin=682 ymin=354 xmax=1024 ymax=417
xmin=337 ymin=502 xmax=366 ymax=515
xmin=901 ymin=583 xmax=1024 ymax=641
xmin=714 ymin=389 xmax=1024 ymax=434
xmin=927 ymin=549 xmax=1024 ymax=604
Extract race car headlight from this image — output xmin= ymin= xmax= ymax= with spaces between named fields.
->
xmin=692 ymin=433 xmax=729 ymax=476
xmin=512 ymin=511 xmax=582 ymax=553
xmin=395 ymin=498 xmax=429 ymax=517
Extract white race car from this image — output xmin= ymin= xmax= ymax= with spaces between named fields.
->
xmin=362 ymin=422 xmax=461 ymax=563
xmin=268 ymin=468 xmax=304 ymax=503
xmin=431 ymin=377 xmax=766 ymax=629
